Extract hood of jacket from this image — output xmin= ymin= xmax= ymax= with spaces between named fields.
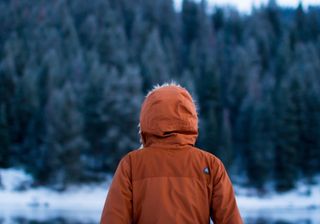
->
xmin=139 ymin=83 xmax=198 ymax=148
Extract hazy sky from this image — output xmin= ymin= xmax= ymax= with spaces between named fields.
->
xmin=174 ymin=0 xmax=320 ymax=12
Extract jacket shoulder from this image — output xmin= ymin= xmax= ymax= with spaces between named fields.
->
xmin=191 ymin=146 xmax=220 ymax=160
xmin=190 ymin=146 xmax=224 ymax=168
xmin=118 ymin=147 xmax=144 ymax=164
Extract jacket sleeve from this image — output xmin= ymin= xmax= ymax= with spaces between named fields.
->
xmin=100 ymin=156 xmax=133 ymax=224
xmin=210 ymin=159 xmax=243 ymax=224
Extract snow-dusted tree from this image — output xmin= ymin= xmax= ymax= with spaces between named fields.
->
xmin=42 ymin=83 xmax=88 ymax=188
xmin=141 ymin=29 xmax=170 ymax=90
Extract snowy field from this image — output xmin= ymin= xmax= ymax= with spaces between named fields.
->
xmin=0 ymin=168 xmax=319 ymax=224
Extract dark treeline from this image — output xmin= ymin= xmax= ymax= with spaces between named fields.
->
xmin=0 ymin=0 xmax=320 ymax=191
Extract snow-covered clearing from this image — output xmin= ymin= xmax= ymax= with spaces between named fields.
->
xmin=0 ymin=168 xmax=319 ymax=223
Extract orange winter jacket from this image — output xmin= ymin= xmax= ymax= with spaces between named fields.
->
xmin=100 ymin=84 xmax=243 ymax=224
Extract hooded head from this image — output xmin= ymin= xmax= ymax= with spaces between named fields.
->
xmin=139 ymin=83 xmax=198 ymax=148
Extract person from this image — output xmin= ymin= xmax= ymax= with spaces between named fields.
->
xmin=100 ymin=83 xmax=243 ymax=224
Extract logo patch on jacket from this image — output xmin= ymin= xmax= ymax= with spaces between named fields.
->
xmin=203 ymin=167 xmax=210 ymax=175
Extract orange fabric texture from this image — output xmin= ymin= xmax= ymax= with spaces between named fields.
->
xmin=100 ymin=85 xmax=243 ymax=224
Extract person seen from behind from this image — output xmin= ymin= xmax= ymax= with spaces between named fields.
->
xmin=100 ymin=82 xmax=243 ymax=224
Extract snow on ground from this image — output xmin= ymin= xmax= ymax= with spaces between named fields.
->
xmin=235 ymin=181 xmax=320 ymax=223
xmin=0 ymin=169 xmax=110 ymax=210
xmin=0 ymin=168 xmax=320 ymax=220
xmin=235 ymin=179 xmax=320 ymax=211
xmin=0 ymin=168 xmax=110 ymax=223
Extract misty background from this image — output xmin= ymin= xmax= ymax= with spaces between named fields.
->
xmin=0 ymin=0 xmax=320 ymax=224
xmin=1 ymin=0 xmax=320 ymax=191
xmin=0 ymin=0 xmax=320 ymax=223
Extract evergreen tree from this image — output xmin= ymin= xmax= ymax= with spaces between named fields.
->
xmin=41 ymin=83 xmax=88 ymax=187
xmin=219 ymin=108 xmax=233 ymax=168
xmin=101 ymin=65 xmax=143 ymax=170
xmin=247 ymin=95 xmax=275 ymax=189
xmin=0 ymin=104 xmax=10 ymax=168
xmin=274 ymin=77 xmax=302 ymax=191
xmin=301 ymin=87 xmax=320 ymax=181
xmin=82 ymin=57 xmax=108 ymax=174
xmin=141 ymin=28 xmax=170 ymax=91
